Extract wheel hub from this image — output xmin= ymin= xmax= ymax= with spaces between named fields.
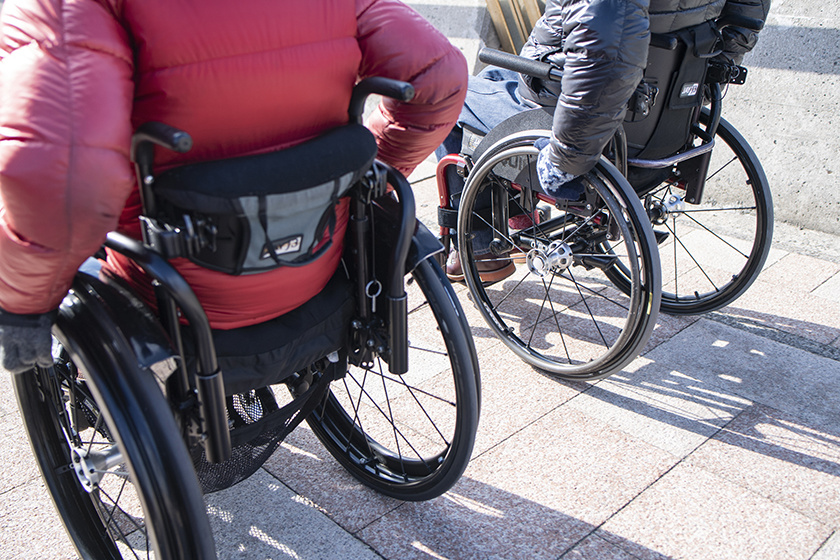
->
xmin=526 ymin=241 xmax=573 ymax=277
xmin=71 ymin=445 xmax=123 ymax=493
xmin=649 ymin=193 xmax=686 ymax=224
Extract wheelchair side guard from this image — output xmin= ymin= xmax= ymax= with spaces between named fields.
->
xmin=63 ymin=268 xmax=180 ymax=392
xmin=471 ymin=107 xmax=554 ymax=165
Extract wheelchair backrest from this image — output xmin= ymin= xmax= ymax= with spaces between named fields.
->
xmin=623 ymin=20 xmax=720 ymax=160
xmin=149 ymin=124 xmax=377 ymax=275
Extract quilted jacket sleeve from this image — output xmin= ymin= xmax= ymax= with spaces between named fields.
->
xmin=356 ymin=0 xmax=468 ymax=177
xmin=521 ymin=0 xmax=650 ymax=177
xmin=0 ymin=0 xmax=135 ymax=314
xmin=719 ymin=0 xmax=772 ymax=64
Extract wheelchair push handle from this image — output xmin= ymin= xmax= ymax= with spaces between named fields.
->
xmin=349 ymin=77 xmax=415 ymax=123
xmin=130 ymin=121 xmax=193 ymax=161
xmin=479 ymin=48 xmax=564 ymax=82
xmin=130 ymin=122 xmax=193 ymax=219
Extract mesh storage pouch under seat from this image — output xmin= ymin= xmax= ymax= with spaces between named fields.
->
xmin=153 ymin=124 xmax=377 ymax=275
xmin=184 ymin=269 xmax=355 ymax=493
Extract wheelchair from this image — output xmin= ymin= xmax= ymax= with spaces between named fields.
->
xmin=437 ymin=16 xmax=772 ymax=380
xmin=13 ymin=78 xmax=480 ymax=559
xmin=438 ymin=127 xmax=662 ymax=381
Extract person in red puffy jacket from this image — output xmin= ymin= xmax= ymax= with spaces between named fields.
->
xmin=0 ymin=0 xmax=467 ymax=373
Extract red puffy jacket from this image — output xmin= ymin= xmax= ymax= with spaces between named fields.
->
xmin=0 ymin=0 xmax=466 ymax=328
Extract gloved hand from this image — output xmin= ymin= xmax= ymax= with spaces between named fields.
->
xmin=0 ymin=308 xmax=56 ymax=373
xmin=534 ymin=137 xmax=584 ymax=201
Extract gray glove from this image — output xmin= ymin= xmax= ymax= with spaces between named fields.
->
xmin=535 ymin=137 xmax=585 ymax=201
xmin=0 ymin=309 xmax=56 ymax=373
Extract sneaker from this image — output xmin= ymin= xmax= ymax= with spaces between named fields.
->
xmin=446 ymin=249 xmax=515 ymax=284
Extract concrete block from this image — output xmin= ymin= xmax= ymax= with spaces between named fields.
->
xmin=407 ymin=0 xmax=501 ymax=73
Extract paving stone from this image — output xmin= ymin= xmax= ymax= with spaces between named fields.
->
xmin=207 ymin=469 xmax=383 ymax=560
xmin=600 ymin=462 xmax=831 ymax=560
xmin=356 ymin=406 xmax=678 ymax=560
xmin=687 ymin=404 xmax=840 ymax=526
xmin=0 ymin=481 xmax=76 ymax=560
xmin=638 ymin=318 xmax=840 ymax=430
xmin=566 ymin=355 xmax=752 ymax=458
xmin=812 ymin=531 xmax=840 ymax=560
xmin=564 ymin=533 xmax=670 ymax=560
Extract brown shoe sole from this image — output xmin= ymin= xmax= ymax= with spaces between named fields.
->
xmin=447 ymin=261 xmax=516 ymax=284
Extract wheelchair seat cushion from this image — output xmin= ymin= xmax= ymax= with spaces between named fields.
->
xmin=181 ymin=269 xmax=354 ymax=395
xmin=153 ymin=124 xmax=377 ymax=275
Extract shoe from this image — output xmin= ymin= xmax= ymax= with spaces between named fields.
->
xmin=510 ymin=246 xmax=527 ymax=264
xmin=446 ymin=249 xmax=515 ymax=284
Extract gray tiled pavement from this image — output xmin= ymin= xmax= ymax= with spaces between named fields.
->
xmin=1 ymin=158 xmax=839 ymax=559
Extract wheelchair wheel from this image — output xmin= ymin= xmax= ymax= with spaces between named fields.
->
xmin=457 ymin=131 xmax=661 ymax=381
xmin=307 ymin=258 xmax=480 ymax=501
xmin=631 ymin=112 xmax=773 ymax=315
xmin=14 ymin=290 xmax=215 ymax=559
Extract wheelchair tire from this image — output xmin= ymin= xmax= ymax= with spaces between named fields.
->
xmin=14 ymin=288 xmax=216 ymax=559
xmin=457 ymin=131 xmax=661 ymax=380
xmin=627 ymin=111 xmax=773 ymax=315
xmin=307 ymin=257 xmax=480 ymax=501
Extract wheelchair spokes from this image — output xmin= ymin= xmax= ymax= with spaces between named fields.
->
xmin=456 ymin=136 xmax=659 ymax=380
xmin=49 ymin=356 xmax=156 ymax=558
xmin=308 ymin=258 xmax=479 ymax=501
xmin=15 ymin=324 xmax=215 ymax=559
xmin=634 ymin=110 xmax=773 ymax=314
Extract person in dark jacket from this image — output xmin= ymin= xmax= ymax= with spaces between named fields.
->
xmin=442 ymin=0 xmax=770 ymax=281
xmin=524 ymin=0 xmax=771 ymax=195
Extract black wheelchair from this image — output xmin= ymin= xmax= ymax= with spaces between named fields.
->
xmin=437 ymin=15 xmax=772 ymax=380
xmin=13 ymin=78 xmax=480 ymax=559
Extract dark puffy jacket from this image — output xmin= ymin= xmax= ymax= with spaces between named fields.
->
xmin=717 ymin=0 xmax=774 ymax=64
xmin=520 ymin=0 xmax=770 ymax=176
xmin=651 ymin=0 xmax=771 ymax=61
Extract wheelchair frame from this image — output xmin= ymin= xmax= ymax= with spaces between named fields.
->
xmin=14 ymin=77 xmax=481 ymax=559
xmin=437 ymin=16 xmax=773 ymax=379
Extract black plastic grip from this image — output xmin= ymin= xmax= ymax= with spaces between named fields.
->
xmin=650 ymin=33 xmax=680 ymax=50
xmin=349 ymin=77 xmax=416 ymax=123
xmin=131 ymin=121 xmax=193 ymax=157
xmin=479 ymin=48 xmax=563 ymax=82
